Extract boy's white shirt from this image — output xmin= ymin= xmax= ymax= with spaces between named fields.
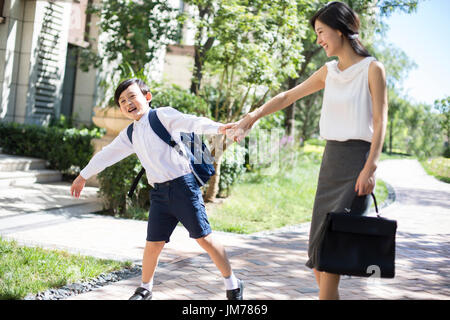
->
xmin=80 ymin=107 xmax=222 ymax=185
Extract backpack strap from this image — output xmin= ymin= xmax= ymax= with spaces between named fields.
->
xmin=128 ymin=168 xmax=145 ymax=198
xmin=126 ymin=121 xmax=142 ymax=198
xmin=149 ymin=109 xmax=185 ymax=158
xmin=148 ymin=109 xmax=177 ymax=148
xmin=126 ymin=123 xmax=134 ymax=143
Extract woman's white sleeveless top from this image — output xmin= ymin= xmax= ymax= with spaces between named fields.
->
xmin=319 ymin=56 xmax=376 ymax=143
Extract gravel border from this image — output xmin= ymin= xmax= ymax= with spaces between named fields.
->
xmin=23 ymin=265 xmax=142 ymax=300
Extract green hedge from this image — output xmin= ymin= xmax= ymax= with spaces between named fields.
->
xmin=0 ymin=121 xmax=103 ymax=174
xmin=151 ymin=84 xmax=211 ymax=117
xmin=97 ymin=155 xmax=150 ymax=216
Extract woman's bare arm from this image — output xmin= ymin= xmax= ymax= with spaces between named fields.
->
xmin=355 ymin=60 xmax=388 ymax=195
xmin=231 ymin=65 xmax=327 ymax=142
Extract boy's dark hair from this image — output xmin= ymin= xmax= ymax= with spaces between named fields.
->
xmin=114 ymin=78 xmax=151 ymax=107
xmin=310 ymin=1 xmax=371 ymax=58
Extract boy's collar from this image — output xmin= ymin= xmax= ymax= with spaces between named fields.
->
xmin=134 ymin=107 xmax=152 ymax=124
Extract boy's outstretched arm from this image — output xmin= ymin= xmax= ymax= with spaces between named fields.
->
xmin=158 ymin=107 xmax=236 ymax=136
xmin=69 ymin=128 xmax=134 ymax=199
xmin=71 ymin=175 xmax=86 ymax=198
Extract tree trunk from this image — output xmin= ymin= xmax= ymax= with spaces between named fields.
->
xmin=284 ymin=78 xmax=297 ymax=137
xmin=283 ymin=46 xmax=321 ymax=140
xmin=190 ymin=46 xmax=203 ymax=94
xmin=389 ymin=120 xmax=393 ymax=154
xmin=300 ymin=103 xmax=309 ymax=145
xmin=284 ymin=104 xmax=295 ymax=137
xmin=190 ymin=37 xmax=215 ymax=95
xmin=203 ymin=152 xmax=224 ymax=203
xmin=204 ymin=135 xmax=227 ymax=202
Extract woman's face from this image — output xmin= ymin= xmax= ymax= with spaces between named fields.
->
xmin=314 ymin=19 xmax=342 ymax=57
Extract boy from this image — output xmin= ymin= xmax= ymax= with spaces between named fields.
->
xmin=70 ymin=78 xmax=243 ymax=300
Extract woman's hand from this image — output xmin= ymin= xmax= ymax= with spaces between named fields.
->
xmin=71 ymin=175 xmax=86 ymax=198
xmin=218 ymin=122 xmax=236 ymax=135
xmin=230 ymin=112 xmax=258 ymax=143
xmin=355 ymin=167 xmax=376 ymax=196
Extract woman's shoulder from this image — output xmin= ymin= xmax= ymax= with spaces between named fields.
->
xmin=324 ymin=59 xmax=340 ymax=74
xmin=368 ymin=59 xmax=386 ymax=80
xmin=315 ymin=64 xmax=329 ymax=83
xmin=369 ymin=59 xmax=385 ymax=71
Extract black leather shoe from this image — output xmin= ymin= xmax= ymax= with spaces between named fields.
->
xmin=129 ymin=287 xmax=152 ymax=300
xmin=226 ymin=279 xmax=244 ymax=300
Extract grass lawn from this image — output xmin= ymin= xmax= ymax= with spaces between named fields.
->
xmin=208 ymin=142 xmax=390 ymax=234
xmin=420 ymin=157 xmax=450 ymax=183
xmin=209 ymin=152 xmax=320 ymax=234
xmin=0 ymin=237 xmax=131 ymax=300
xmin=379 ymin=151 xmax=412 ymax=161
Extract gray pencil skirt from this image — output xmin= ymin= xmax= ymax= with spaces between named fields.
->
xmin=305 ymin=139 xmax=372 ymax=270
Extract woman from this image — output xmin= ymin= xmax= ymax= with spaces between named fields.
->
xmin=228 ymin=1 xmax=388 ymax=300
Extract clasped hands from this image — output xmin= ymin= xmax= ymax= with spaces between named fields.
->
xmin=218 ymin=112 xmax=257 ymax=143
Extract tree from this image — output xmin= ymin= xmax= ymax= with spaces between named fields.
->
xmin=382 ymin=95 xmax=445 ymax=159
xmin=181 ymin=0 xmax=218 ymax=95
xmin=404 ymin=103 xmax=445 ymax=159
xmin=282 ymin=0 xmax=330 ymax=139
xmin=183 ymin=0 xmax=309 ymax=201
xmin=376 ymin=44 xmax=417 ymax=154
xmin=183 ymin=0 xmax=422 ymax=201
xmin=434 ymin=96 xmax=450 ymax=157
xmin=80 ymin=0 xmax=180 ymax=105
xmin=88 ymin=0 xmax=180 ymax=75
xmin=386 ymin=90 xmax=409 ymax=154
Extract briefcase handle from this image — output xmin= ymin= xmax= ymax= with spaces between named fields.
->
xmin=351 ymin=192 xmax=380 ymax=217
xmin=370 ymin=192 xmax=380 ymax=218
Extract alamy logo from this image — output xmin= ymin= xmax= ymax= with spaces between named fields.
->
xmin=366 ymin=265 xmax=382 ymax=290
xmin=170 ymin=128 xmax=295 ymax=176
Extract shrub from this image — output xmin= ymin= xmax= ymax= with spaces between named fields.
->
xmin=420 ymin=157 xmax=450 ymax=183
xmin=0 ymin=121 xmax=102 ymax=175
xmin=218 ymin=143 xmax=247 ymax=197
xmin=97 ymin=155 xmax=151 ymax=216
xmin=151 ymin=84 xmax=211 ymax=117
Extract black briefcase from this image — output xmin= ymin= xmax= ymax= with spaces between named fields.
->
xmin=317 ymin=193 xmax=397 ymax=278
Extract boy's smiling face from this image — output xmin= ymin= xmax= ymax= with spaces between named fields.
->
xmin=118 ymin=83 xmax=152 ymax=121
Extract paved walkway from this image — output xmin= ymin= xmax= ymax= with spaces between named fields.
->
xmin=1 ymin=159 xmax=449 ymax=300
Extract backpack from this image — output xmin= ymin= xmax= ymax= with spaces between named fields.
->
xmin=126 ymin=108 xmax=216 ymax=198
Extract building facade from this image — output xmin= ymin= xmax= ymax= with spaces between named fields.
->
xmin=0 ymin=0 xmax=194 ymax=127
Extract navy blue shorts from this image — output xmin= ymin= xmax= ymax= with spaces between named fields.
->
xmin=146 ymin=173 xmax=212 ymax=243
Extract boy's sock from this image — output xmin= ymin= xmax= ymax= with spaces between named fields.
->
xmin=223 ymin=273 xmax=239 ymax=290
xmin=140 ymin=279 xmax=153 ymax=291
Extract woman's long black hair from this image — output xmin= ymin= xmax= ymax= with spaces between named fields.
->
xmin=310 ymin=1 xmax=371 ymax=57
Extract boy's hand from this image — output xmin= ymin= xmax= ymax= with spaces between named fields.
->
xmin=71 ymin=175 xmax=86 ymax=198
